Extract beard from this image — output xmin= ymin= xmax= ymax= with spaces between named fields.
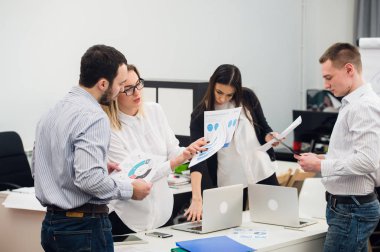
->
xmin=99 ymin=86 xmax=114 ymax=106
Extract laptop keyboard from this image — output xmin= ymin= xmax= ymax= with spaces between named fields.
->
xmin=190 ymin=225 xmax=203 ymax=231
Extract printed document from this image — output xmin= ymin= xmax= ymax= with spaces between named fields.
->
xmin=110 ymin=154 xmax=157 ymax=183
xmin=257 ymin=116 xmax=302 ymax=152
xmin=189 ymin=107 xmax=242 ymax=167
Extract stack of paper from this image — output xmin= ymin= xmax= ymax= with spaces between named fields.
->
xmin=110 ymin=156 xmax=157 ymax=183
xmin=2 ymin=190 xmax=46 ymax=211
xmin=189 ymin=107 xmax=242 ymax=168
xmin=167 ymin=174 xmax=190 ymax=186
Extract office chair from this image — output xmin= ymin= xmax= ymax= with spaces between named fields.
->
xmin=286 ymin=168 xmax=316 ymax=194
xmin=0 ymin=131 xmax=34 ymax=191
xmin=298 ymin=178 xmax=326 ymax=219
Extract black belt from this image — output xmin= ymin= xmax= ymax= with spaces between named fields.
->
xmin=325 ymin=191 xmax=378 ymax=205
xmin=46 ymin=203 xmax=108 ymax=214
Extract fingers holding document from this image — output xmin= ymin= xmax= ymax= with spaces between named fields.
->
xmin=183 ymin=137 xmax=208 ymax=161
xmin=293 ymin=152 xmax=321 ymax=173
xmin=265 ymin=132 xmax=282 ymax=147
xmin=187 ymin=137 xmax=208 ymax=156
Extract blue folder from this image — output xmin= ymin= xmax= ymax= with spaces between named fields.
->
xmin=176 ymin=235 xmax=254 ymax=252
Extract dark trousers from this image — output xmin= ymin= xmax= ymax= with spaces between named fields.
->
xmin=41 ymin=211 xmax=114 ymax=252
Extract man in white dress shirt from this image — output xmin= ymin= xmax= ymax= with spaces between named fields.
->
xmin=295 ymin=42 xmax=380 ymax=252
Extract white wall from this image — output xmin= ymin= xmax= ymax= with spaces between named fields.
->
xmin=0 ymin=0 xmax=355 ymax=149
xmin=302 ymin=0 xmax=356 ymax=101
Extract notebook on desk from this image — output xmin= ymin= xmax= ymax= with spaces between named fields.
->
xmin=248 ymin=184 xmax=317 ymax=228
xmin=172 ymin=184 xmax=243 ymax=234
xmin=176 ymin=235 xmax=254 ymax=252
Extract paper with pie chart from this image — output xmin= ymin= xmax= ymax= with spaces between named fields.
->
xmin=224 ymin=107 xmax=242 ymax=147
xmin=110 ymin=156 xmax=157 ymax=183
xmin=189 ymin=107 xmax=242 ymax=168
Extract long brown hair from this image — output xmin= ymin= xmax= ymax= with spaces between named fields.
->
xmin=195 ymin=64 xmax=260 ymax=126
xmin=200 ymin=64 xmax=242 ymax=111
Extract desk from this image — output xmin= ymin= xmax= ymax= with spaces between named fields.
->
xmin=0 ymin=161 xmax=306 ymax=252
xmin=0 ymin=185 xmax=191 ymax=252
xmin=116 ymin=212 xmax=327 ymax=252
xmin=0 ymin=185 xmax=190 ymax=252
xmin=0 ymin=192 xmax=326 ymax=252
xmin=0 ymin=192 xmax=44 ymax=252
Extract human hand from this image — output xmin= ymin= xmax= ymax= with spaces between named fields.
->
xmin=184 ymin=198 xmax=203 ymax=222
xmin=182 ymin=137 xmax=208 ymax=161
xmin=293 ymin=153 xmax=321 ymax=172
xmin=131 ymin=179 xmax=152 ymax=200
xmin=107 ymin=162 xmax=121 ymax=174
xmin=265 ymin=132 xmax=282 ymax=147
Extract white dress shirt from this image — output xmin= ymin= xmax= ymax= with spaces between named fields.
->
xmin=322 ymin=84 xmax=380 ymax=195
xmin=216 ymin=102 xmax=276 ymax=187
xmin=107 ymin=102 xmax=184 ymax=231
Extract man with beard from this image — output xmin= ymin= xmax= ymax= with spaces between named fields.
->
xmin=32 ymin=45 xmax=152 ymax=252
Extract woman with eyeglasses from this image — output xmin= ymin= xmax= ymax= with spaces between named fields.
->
xmin=103 ymin=64 xmax=206 ymax=234
xmin=185 ymin=64 xmax=280 ymax=222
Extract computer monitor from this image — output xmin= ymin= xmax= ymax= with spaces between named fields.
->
xmin=306 ymin=89 xmax=341 ymax=112
xmin=292 ymin=110 xmax=338 ymax=153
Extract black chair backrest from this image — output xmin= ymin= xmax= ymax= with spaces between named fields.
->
xmin=0 ymin=131 xmax=34 ymax=190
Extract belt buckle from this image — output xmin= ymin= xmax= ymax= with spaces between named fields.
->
xmin=66 ymin=211 xmax=84 ymax=218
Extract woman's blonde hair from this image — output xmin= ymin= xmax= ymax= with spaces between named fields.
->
xmin=103 ymin=64 xmax=144 ymax=130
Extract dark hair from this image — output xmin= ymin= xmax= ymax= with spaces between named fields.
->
xmin=79 ymin=44 xmax=128 ymax=88
xmin=319 ymin=42 xmax=362 ymax=73
xmin=103 ymin=64 xmax=142 ymax=130
xmin=127 ymin=64 xmax=141 ymax=79
xmin=200 ymin=64 xmax=242 ymax=111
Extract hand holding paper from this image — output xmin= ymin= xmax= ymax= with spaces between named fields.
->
xmin=257 ymin=116 xmax=302 ymax=152
xmin=189 ymin=107 xmax=242 ymax=168
xmin=110 ymin=157 xmax=157 ymax=183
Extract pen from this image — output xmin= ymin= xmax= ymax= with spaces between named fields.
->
xmin=270 ymin=134 xmax=301 ymax=155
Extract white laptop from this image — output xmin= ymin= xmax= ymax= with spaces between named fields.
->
xmin=248 ymin=184 xmax=317 ymax=228
xmin=172 ymin=184 xmax=243 ymax=234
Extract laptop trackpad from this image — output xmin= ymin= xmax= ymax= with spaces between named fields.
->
xmin=190 ymin=225 xmax=202 ymax=231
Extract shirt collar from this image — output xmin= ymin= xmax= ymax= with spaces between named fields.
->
xmin=118 ymin=110 xmax=143 ymax=126
xmin=341 ymin=83 xmax=372 ymax=107
xmin=70 ymin=86 xmax=101 ymax=108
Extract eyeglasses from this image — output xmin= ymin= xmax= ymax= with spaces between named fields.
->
xmin=121 ymin=78 xmax=144 ymax=96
